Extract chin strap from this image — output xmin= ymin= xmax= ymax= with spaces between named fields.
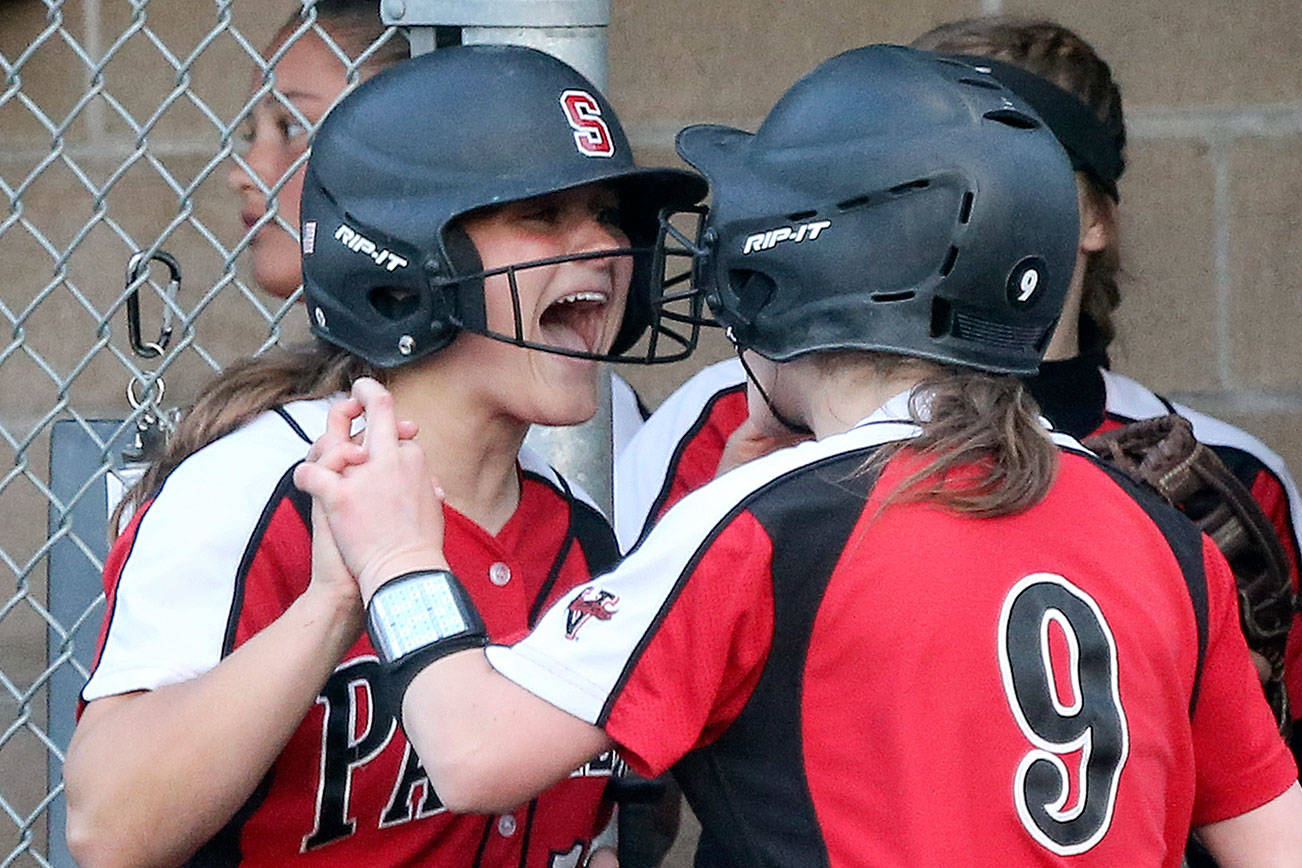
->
xmin=727 ymin=328 xmax=813 ymax=437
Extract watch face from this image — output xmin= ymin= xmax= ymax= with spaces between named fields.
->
xmin=368 ymin=571 xmax=473 ymax=663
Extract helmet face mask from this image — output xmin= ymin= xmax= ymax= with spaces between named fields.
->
xmin=647 ymin=203 xmax=720 ymax=333
xmin=676 ymin=46 xmax=1081 ymax=376
xmin=300 ymin=44 xmax=707 ymax=369
xmin=427 ymin=242 xmax=694 ymax=363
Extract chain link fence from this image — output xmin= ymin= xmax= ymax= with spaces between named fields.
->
xmin=0 ymin=1 xmax=403 ymax=862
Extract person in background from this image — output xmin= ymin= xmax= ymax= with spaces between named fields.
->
xmin=910 ymin=11 xmax=1302 ymax=769
xmin=228 ymin=0 xmax=408 ymax=302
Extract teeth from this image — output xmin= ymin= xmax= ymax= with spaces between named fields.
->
xmin=555 ymin=291 xmax=608 ymax=305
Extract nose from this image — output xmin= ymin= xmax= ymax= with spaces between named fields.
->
xmin=226 ymin=151 xmax=254 ymax=195
xmin=228 ymin=132 xmax=281 ymax=199
xmin=570 ymin=214 xmax=629 ymax=259
xmin=570 ymin=213 xmax=634 ymax=306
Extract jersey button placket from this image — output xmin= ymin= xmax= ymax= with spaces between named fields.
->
xmin=488 ymin=561 xmax=512 ymax=587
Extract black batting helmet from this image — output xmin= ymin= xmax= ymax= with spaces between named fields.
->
xmin=300 ymin=44 xmax=707 ymax=368
xmin=675 ymin=44 xmax=1079 ymax=374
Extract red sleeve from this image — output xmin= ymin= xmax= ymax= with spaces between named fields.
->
xmin=603 ymin=510 xmax=775 ymax=777
xmin=1250 ymin=471 xmax=1302 ymax=728
xmin=76 ymin=499 xmax=154 ymax=719
xmin=1249 ymin=471 xmax=1300 ymax=594
xmin=655 ymin=388 xmax=749 ymax=522
xmin=1191 ymin=536 xmax=1298 ymax=826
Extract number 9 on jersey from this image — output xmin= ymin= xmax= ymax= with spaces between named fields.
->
xmin=997 ymin=573 xmax=1130 ymax=855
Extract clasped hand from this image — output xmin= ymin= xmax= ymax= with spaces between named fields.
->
xmin=294 ymin=378 xmax=448 ymax=604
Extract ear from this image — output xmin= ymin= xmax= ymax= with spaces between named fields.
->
xmin=1077 ymin=179 xmax=1116 ymax=255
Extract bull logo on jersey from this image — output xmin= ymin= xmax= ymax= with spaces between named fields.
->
xmin=565 ymin=587 xmax=619 ymax=639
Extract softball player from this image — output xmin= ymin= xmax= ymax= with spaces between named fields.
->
xmin=229 ymin=1 xmax=651 ymax=466
xmin=65 ymin=45 xmax=703 ymax=866
xmin=618 ymin=18 xmax=1302 ymax=764
xmin=302 ymin=45 xmax=1302 ymax=866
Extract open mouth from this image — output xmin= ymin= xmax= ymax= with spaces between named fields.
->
xmin=538 ymin=290 xmax=611 ymax=355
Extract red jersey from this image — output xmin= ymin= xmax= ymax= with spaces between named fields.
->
xmin=509 ymin=392 xmax=1297 ymax=866
xmin=617 ymin=357 xmax=1302 ymax=741
xmin=613 ymin=359 xmax=747 ymax=552
xmin=83 ymin=398 xmax=619 ymax=867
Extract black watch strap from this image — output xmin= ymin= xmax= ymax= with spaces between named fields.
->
xmin=366 ymin=569 xmax=488 ymax=713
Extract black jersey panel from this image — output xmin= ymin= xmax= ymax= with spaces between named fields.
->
xmin=674 ymin=448 xmax=882 ymax=868
xmin=220 ymin=465 xmax=302 ymax=656
xmin=286 ymin=462 xmax=312 ymax=531
xmin=570 ymin=496 xmax=620 ymax=577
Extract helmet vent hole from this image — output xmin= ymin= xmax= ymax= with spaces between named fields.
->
xmin=729 ymin=269 xmax=777 ymax=320
xmin=930 ymin=297 xmax=954 ymax=338
xmin=835 ymin=195 xmax=871 ymax=212
xmin=434 ymin=25 xmax=463 ymax=47
xmin=958 ymin=76 xmax=1002 ymax=91
xmin=871 ymin=290 xmax=915 ymax=303
xmin=888 ymin=179 xmax=930 ymax=196
xmin=940 ymin=246 xmax=960 ymax=277
xmin=983 ymin=109 xmax=1041 ymax=130
xmin=787 ymin=209 xmax=819 ymax=221
xmin=369 ymin=286 xmax=419 ymax=321
xmin=953 ymin=310 xmax=1046 ymax=350
xmin=958 ymin=191 xmax=975 ymax=224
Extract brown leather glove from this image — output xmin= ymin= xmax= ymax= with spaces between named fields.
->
xmin=1084 ymin=414 xmax=1296 ymax=736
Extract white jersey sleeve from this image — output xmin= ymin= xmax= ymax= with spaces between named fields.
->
xmin=81 ymin=400 xmax=330 ymax=702
xmin=609 ymin=371 xmax=648 ymax=459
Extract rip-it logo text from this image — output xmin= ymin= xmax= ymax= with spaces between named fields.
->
xmin=742 ymin=219 xmax=831 ymax=255
xmin=335 ymin=224 xmax=409 ymax=272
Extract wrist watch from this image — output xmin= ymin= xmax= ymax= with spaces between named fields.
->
xmin=366 ymin=569 xmax=487 ymax=665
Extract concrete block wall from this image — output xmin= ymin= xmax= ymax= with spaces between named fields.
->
xmin=1 ymin=0 xmax=1299 ymax=864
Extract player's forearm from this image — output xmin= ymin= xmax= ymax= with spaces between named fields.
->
xmin=398 ymin=648 xmax=613 ymax=813
xmin=64 ymin=587 xmax=362 ymax=868
xmin=1195 ymin=782 xmax=1302 ymax=867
